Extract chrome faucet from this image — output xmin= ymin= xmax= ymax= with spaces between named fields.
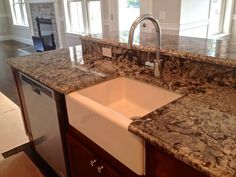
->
xmin=128 ymin=14 xmax=162 ymax=78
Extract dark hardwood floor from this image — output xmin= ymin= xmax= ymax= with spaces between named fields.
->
xmin=0 ymin=40 xmax=34 ymax=105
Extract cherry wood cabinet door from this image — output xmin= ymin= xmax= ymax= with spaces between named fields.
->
xmin=146 ymin=143 xmax=208 ymax=177
xmin=66 ymin=134 xmax=99 ymax=177
xmin=99 ymin=160 xmax=124 ymax=177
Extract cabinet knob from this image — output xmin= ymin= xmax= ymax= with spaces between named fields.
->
xmin=90 ymin=160 xmax=97 ymax=167
xmin=97 ymin=166 xmax=104 ymax=173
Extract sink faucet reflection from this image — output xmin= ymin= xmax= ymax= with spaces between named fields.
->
xmin=128 ymin=14 xmax=162 ymax=78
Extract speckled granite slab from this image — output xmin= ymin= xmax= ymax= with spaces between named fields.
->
xmin=81 ymin=39 xmax=236 ymax=88
xmin=6 ymin=45 xmax=236 ymax=177
xmin=80 ymin=32 xmax=236 ymax=67
xmin=6 ymin=48 xmax=109 ymax=94
xmin=130 ymin=91 xmax=236 ymax=177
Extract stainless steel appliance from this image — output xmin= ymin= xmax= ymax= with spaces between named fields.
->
xmin=20 ymin=72 xmax=67 ymax=177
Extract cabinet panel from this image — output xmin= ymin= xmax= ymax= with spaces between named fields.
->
xmin=66 ymin=134 xmax=98 ymax=177
xmin=146 ymin=143 xmax=208 ymax=177
xmin=67 ymin=125 xmax=143 ymax=177
xmin=99 ymin=160 xmax=123 ymax=177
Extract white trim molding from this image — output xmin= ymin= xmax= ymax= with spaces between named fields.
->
xmin=180 ymin=20 xmax=209 ymax=31
xmin=11 ymin=35 xmax=33 ymax=45
xmin=0 ymin=35 xmax=12 ymax=41
xmin=0 ymin=35 xmax=33 ymax=45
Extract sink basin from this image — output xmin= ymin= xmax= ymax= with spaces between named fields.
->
xmin=65 ymin=77 xmax=182 ymax=175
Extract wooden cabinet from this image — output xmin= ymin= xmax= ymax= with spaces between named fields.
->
xmin=66 ymin=133 xmax=123 ymax=177
xmin=146 ymin=143 xmax=208 ymax=177
xmin=99 ymin=160 xmax=123 ymax=177
xmin=66 ymin=133 xmax=98 ymax=177
xmin=66 ymin=126 xmax=141 ymax=177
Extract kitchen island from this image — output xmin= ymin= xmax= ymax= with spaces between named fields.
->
xmin=6 ymin=34 xmax=236 ymax=177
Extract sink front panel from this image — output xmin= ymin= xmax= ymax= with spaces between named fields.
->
xmin=66 ymin=94 xmax=146 ymax=175
xmin=66 ymin=77 xmax=183 ymax=175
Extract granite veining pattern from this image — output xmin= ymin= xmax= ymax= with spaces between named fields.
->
xmin=130 ymin=93 xmax=236 ymax=177
xmin=6 ymin=45 xmax=236 ymax=177
xmin=80 ymin=32 xmax=236 ymax=67
xmin=6 ymin=48 xmax=108 ymax=94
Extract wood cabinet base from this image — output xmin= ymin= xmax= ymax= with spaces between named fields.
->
xmin=146 ymin=143 xmax=208 ymax=177
xmin=66 ymin=125 xmax=143 ymax=177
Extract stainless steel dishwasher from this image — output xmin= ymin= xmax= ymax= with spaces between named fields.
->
xmin=20 ymin=72 xmax=67 ymax=177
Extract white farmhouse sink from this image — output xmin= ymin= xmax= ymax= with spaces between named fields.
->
xmin=65 ymin=77 xmax=182 ymax=175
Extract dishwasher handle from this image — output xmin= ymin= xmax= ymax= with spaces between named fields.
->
xmin=31 ymin=85 xmax=41 ymax=95
xmin=20 ymin=73 xmax=53 ymax=98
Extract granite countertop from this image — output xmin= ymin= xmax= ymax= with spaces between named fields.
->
xmin=80 ymin=31 xmax=236 ymax=68
xmin=6 ymin=46 xmax=236 ymax=177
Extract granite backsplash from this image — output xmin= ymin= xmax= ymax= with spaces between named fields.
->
xmin=81 ymin=38 xmax=236 ymax=89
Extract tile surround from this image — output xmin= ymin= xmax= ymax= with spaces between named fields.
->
xmin=29 ymin=3 xmax=59 ymax=48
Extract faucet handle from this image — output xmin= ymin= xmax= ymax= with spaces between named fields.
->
xmin=153 ymin=59 xmax=161 ymax=78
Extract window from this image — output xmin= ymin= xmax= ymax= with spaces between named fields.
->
xmin=118 ymin=0 xmax=140 ymax=42
xmin=9 ymin=0 xmax=29 ymax=26
xmin=118 ymin=0 xmax=140 ymax=32
xmin=208 ymin=0 xmax=226 ymax=35
xmin=64 ymin=0 xmax=102 ymax=34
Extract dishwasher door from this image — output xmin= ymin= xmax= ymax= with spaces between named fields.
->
xmin=20 ymin=73 xmax=67 ymax=177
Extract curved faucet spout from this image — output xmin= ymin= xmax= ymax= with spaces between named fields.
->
xmin=128 ymin=14 xmax=162 ymax=78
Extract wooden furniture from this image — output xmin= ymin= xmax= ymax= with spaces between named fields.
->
xmin=146 ymin=143 xmax=208 ymax=177
xmin=66 ymin=125 xmax=142 ymax=177
xmin=32 ymin=35 xmax=56 ymax=52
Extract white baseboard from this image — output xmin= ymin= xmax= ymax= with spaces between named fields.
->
xmin=11 ymin=35 xmax=33 ymax=45
xmin=0 ymin=35 xmax=12 ymax=41
xmin=0 ymin=35 xmax=33 ymax=45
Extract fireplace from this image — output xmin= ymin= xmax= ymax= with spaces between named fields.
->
xmin=36 ymin=17 xmax=53 ymax=37
xmin=29 ymin=2 xmax=60 ymax=49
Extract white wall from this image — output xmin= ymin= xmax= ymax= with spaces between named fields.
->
xmin=179 ymin=0 xmax=210 ymax=38
xmin=231 ymin=1 xmax=236 ymax=41
xmin=4 ymin=0 xmax=33 ymax=45
xmin=152 ymin=0 xmax=181 ymax=35
xmin=0 ymin=0 xmax=11 ymax=39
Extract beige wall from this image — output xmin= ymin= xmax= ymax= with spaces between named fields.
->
xmin=152 ymin=0 xmax=181 ymax=24
xmin=151 ymin=0 xmax=181 ymax=35
xmin=0 ymin=0 xmax=11 ymax=36
xmin=234 ymin=1 xmax=236 ymax=13
xmin=231 ymin=1 xmax=236 ymax=41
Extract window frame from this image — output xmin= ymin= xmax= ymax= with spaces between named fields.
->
xmin=208 ymin=0 xmax=227 ymax=36
xmin=10 ymin=0 xmax=29 ymax=27
xmin=64 ymin=0 xmax=102 ymax=34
